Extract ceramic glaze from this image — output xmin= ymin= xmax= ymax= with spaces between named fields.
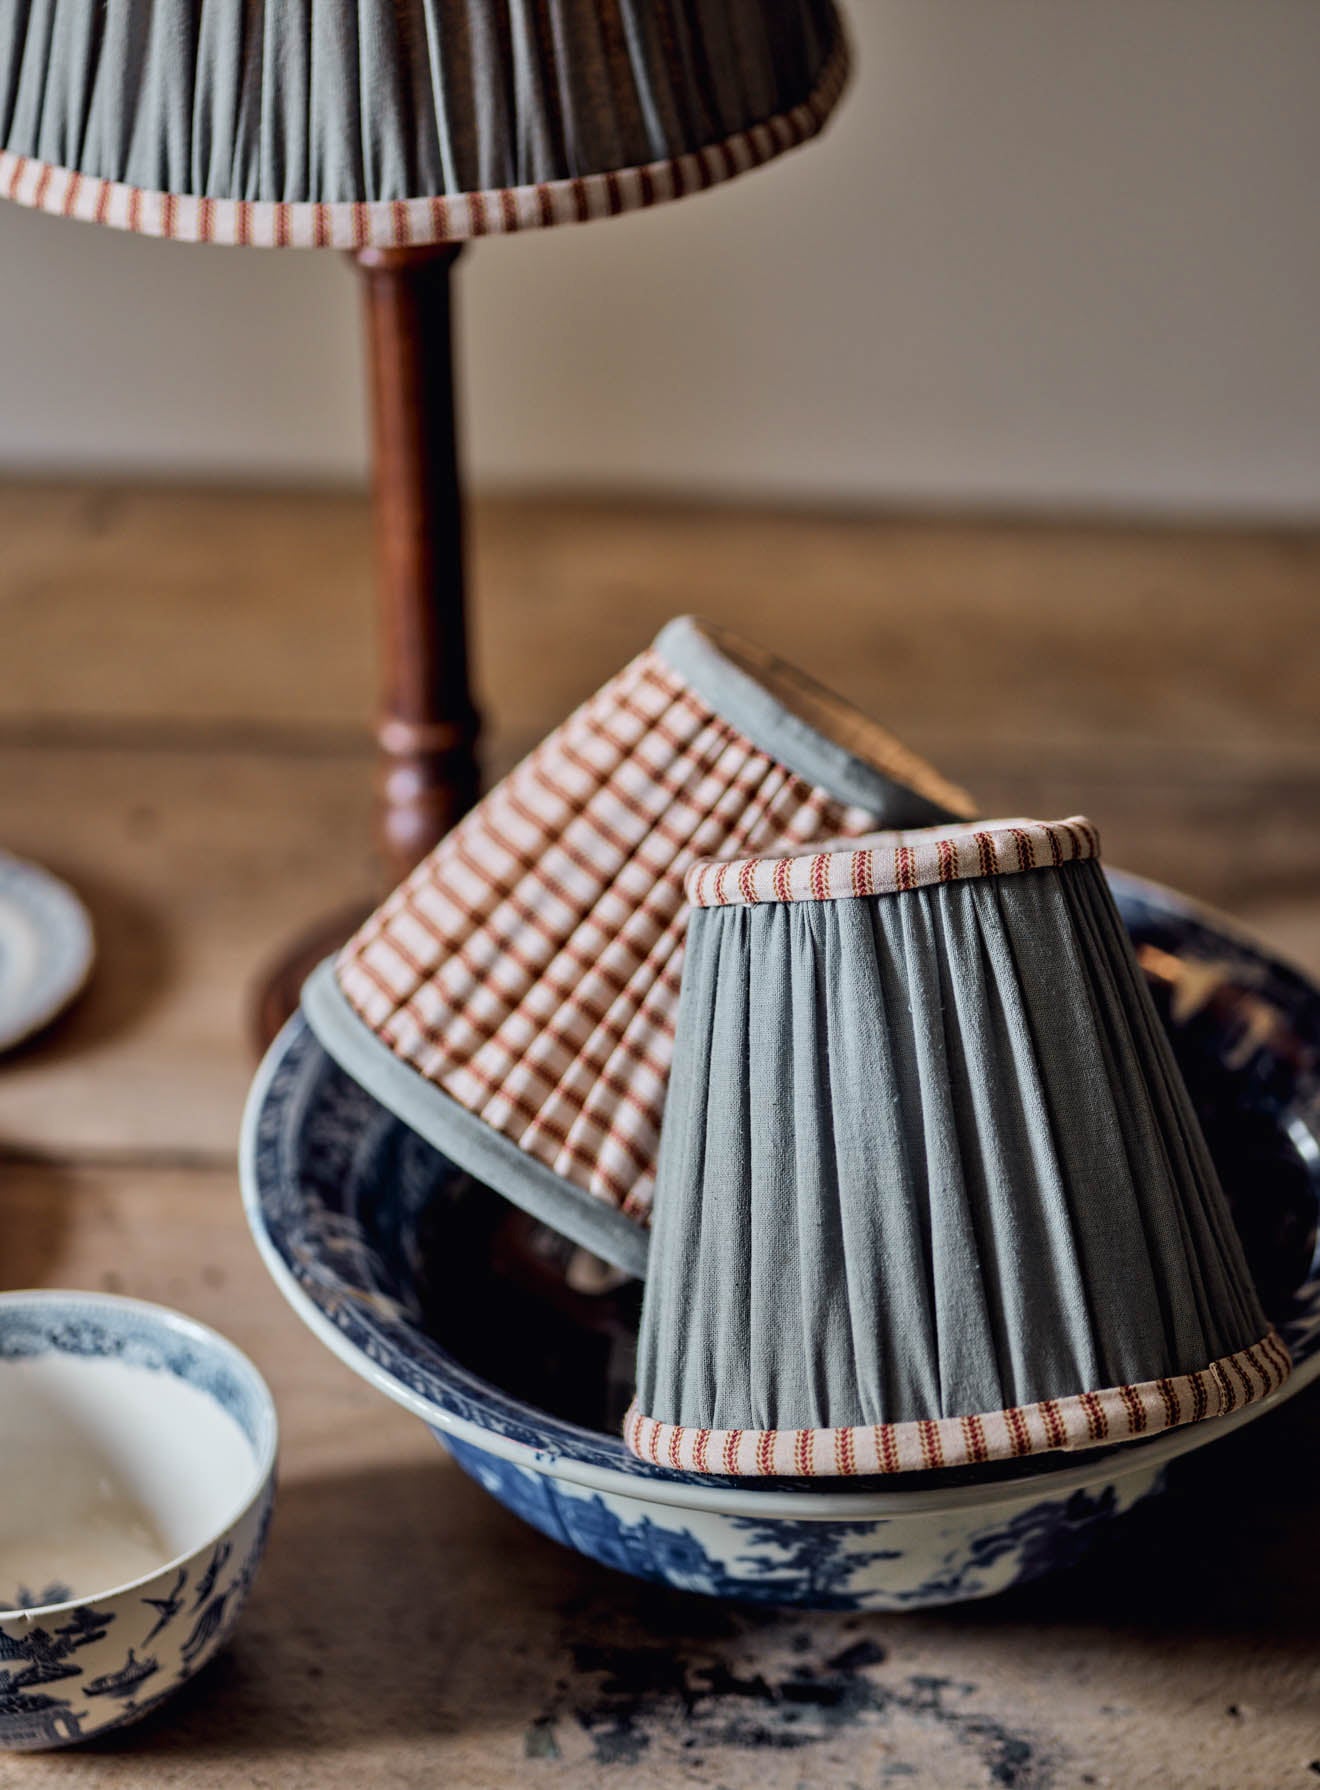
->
xmin=0 ymin=1294 xmax=277 ymax=1751
xmin=440 ymin=1435 xmax=1164 ymax=1608
xmin=242 ymin=871 xmax=1320 ymax=1610
xmin=0 ymin=854 xmax=93 ymax=1052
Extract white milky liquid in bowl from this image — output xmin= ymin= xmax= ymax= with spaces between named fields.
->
xmin=0 ymin=1354 xmax=258 ymax=1610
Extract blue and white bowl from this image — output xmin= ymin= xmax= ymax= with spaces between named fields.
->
xmin=0 ymin=1293 xmax=277 ymax=1750
xmin=241 ymin=874 xmax=1320 ymax=1612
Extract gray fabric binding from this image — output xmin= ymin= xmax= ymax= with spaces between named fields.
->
xmin=302 ymin=958 xmax=653 ymax=1278
xmin=634 ymin=856 xmax=1269 ymax=1431
xmin=655 ymin=619 xmax=971 ymax=829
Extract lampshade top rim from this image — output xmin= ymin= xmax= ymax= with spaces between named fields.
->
xmin=686 ymin=815 xmax=1102 ymax=909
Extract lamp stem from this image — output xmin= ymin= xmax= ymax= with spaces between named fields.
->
xmin=356 ymin=242 xmax=481 ymax=886
xmin=249 ymin=242 xmax=481 ymax=1048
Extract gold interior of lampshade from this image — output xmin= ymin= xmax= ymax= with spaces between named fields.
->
xmin=695 ymin=621 xmax=976 ymax=818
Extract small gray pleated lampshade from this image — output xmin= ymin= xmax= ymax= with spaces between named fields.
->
xmin=628 ymin=816 xmax=1291 ymax=1476
xmin=0 ymin=1 xmax=848 ymax=247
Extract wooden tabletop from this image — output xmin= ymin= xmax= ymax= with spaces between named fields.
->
xmin=1 ymin=486 xmax=1317 ymax=1789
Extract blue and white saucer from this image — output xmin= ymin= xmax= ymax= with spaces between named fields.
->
xmin=241 ymin=872 xmax=1320 ymax=1611
xmin=0 ymin=854 xmax=93 ymax=1052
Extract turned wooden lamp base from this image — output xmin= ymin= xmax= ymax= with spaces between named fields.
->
xmin=252 ymin=243 xmax=480 ymax=1050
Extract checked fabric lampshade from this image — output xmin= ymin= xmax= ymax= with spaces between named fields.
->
xmin=301 ymin=617 xmax=975 ymax=1277
xmin=627 ymin=816 xmax=1290 ymax=1476
xmin=0 ymin=1 xmax=849 ymax=248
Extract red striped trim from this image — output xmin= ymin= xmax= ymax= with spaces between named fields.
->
xmin=686 ymin=818 xmax=1097 ymax=909
xmin=1155 ymin=1377 xmax=1180 ymax=1428
xmin=1118 ymin=1384 xmax=1148 ymax=1433
xmin=917 ymin=1419 xmax=944 ymax=1470
xmin=1226 ymin=1351 xmax=1255 ymax=1407
xmin=1040 ymin=1399 xmax=1066 ymax=1449
xmin=1079 ymin=1390 xmax=1108 ymax=1443
xmin=1004 ymin=1407 xmax=1031 ymax=1456
xmin=624 ymin=1331 xmax=1291 ymax=1476
xmin=1189 ymin=1371 xmax=1209 ymax=1423
xmin=877 ymin=1424 xmax=899 ymax=1475
xmin=794 ymin=1430 xmax=814 ymax=1476
xmin=1264 ymin=1333 xmax=1293 ymax=1385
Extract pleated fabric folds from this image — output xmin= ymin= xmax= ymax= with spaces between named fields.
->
xmin=0 ymin=0 xmax=848 ymax=245
xmin=629 ymin=817 xmax=1289 ymax=1475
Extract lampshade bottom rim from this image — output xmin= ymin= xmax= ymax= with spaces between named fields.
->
xmin=0 ymin=23 xmax=851 ymax=250
xmin=624 ymin=1328 xmax=1292 ymax=1476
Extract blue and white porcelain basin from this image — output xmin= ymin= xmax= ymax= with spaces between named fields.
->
xmin=241 ymin=874 xmax=1320 ymax=1612
xmin=0 ymin=1293 xmax=276 ymax=1749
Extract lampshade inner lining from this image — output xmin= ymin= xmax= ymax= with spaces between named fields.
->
xmin=691 ymin=621 xmax=975 ymax=817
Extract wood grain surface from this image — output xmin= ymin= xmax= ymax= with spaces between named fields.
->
xmin=1 ymin=485 xmax=1316 ymax=1789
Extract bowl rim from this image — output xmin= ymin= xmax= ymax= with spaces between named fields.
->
xmin=0 ymin=1289 xmax=278 ymax=1619
xmin=241 ymin=869 xmax=1320 ymax=1518
xmin=247 ymin=1150 xmax=1316 ymax=1519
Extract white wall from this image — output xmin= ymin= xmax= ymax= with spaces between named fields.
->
xmin=0 ymin=0 xmax=1317 ymax=517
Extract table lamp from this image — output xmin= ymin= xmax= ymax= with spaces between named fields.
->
xmin=0 ymin=1 xmax=851 ymax=1036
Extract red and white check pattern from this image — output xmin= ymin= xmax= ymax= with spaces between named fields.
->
xmin=0 ymin=33 xmax=847 ymax=249
xmin=625 ymin=1329 xmax=1292 ymax=1476
xmin=687 ymin=816 xmax=1101 ymax=909
xmin=337 ymin=645 xmax=881 ymax=1224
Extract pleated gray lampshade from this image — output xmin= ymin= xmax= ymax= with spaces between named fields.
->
xmin=628 ymin=816 xmax=1290 ymax=1476
xmin=0 ymin=1 xmax=848 ymax=247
